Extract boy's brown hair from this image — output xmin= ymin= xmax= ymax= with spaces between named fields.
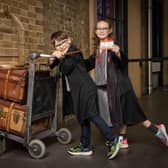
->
xmin=50 ymin=31 xmax=69 ymax=45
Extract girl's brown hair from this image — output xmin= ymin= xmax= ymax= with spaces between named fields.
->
xmin=96 ymin=20 xmax=112 ymax=29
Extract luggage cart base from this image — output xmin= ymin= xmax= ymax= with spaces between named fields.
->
xmin=0 ymin=127 xmax=72 ymax=159
xmin=27 ymin=128 xmax=72 ymax=159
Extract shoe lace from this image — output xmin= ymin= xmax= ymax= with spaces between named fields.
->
xmin=71 ymin=144 xmax=83 ymax=150
xmin=107 ymin=142 xmax=115 ymax=152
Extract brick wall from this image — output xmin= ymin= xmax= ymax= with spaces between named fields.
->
xmin=0 ymin=0 xmax=89 ymax=65
xmin=43 ymin=0 xmax=89 ymax=56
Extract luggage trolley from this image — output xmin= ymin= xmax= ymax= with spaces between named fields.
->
xmin=0 ymin=53 xmax=72 ymax=159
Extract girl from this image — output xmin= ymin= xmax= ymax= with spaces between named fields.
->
xmin=85 ymin=20 xmax=168 ymax=149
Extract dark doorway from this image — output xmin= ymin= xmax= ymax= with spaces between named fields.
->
xmin=152 ymin=0 xmax=163 ymax=88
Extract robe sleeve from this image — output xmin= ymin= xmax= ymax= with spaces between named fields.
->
xmin=84 ymin=55 xmax=96 ymax=71
xmin=110 ymin=50 xmax=128 ymax=75
xmin=60 ymin=53 xmax=83 ymax=75
xmin=49 ymin=58 xmax=60 ymax=69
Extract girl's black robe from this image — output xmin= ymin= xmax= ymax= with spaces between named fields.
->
xmin=85 ymin=50 xmax=147 ymax=127
xmin=50 ymin=45 xmax=98 ymax=123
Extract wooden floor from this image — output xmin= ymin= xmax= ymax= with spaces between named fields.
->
xmin=0 ymin=89 xmax=168 ymax=168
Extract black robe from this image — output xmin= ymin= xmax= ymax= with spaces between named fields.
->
xmin=85 ymin=50 xmax=147 ymax=127
xmin=50 ymin=45 xmax=98 ymax=123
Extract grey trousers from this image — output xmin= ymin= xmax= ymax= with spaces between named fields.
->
xmin=97 ymin=87 xmax=112 ymax=127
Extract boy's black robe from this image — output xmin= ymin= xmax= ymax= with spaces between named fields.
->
xmin=50 ymin=45 xmax=98 ymax=123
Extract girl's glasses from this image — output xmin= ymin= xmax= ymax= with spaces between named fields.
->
xmin=96 ymin=27 xmax=109 ymax=31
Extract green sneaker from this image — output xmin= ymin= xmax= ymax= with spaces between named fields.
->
xmin=107 ymin=136 xmax=122 ymax=159
xmin=67 ymin=144 xmax=93 ymax=156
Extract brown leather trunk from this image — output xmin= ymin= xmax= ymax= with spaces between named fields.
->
xmin=0 ymin=99 xmax=11 ymax=130
xmin=0 ymin=67 xmax=28 ymax=104
xmin=8 ymin=102 xmax=26 ymax=136
xmin=0 ymin=99 xmax=52 ymax=137
xmin=0 ymin=99 xmax=26 ymax=135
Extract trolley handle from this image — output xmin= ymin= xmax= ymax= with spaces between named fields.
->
xmin=30 ymin=53 xmax=54 ymax=59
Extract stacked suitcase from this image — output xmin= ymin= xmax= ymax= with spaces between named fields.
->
xmin=0 ymin=67 xmax=28 ymax=137
xmin=0 ymin=66 xmax=55 ymax=137
xmin=0 ymin=56 xmax=71 ymax=159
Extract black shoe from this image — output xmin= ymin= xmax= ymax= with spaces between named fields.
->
xmin=67 ymin=144 xmax=93 ymax=156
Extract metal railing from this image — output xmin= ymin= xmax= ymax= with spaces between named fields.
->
xmin=128 ymin=56 xmax=168 ymax=94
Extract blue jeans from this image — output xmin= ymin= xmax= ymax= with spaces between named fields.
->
xmin=80 ymin=115 xmax=116 ymax=147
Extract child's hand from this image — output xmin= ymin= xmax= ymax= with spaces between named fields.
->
xmin=52 ymin=50 xmax=64 ymax=59
xmin=111 ymin=44 xmax=120 ymax=57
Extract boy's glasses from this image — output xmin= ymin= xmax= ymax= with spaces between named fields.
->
xmin=51 ymin=39 xmax=71 ymax=52
xmin=51 ymin=39 xmax=70 ymax=49
xmin=96 ymin=27 xmax=110 ymax=31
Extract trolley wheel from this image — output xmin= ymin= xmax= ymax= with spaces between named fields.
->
xmin=0 ymin=137 xmax=6 ymax=155
xmin=56 ymin=128 xmax=72 ymax=145
xmin=28 ymin=139 xmax=46 ymax=159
